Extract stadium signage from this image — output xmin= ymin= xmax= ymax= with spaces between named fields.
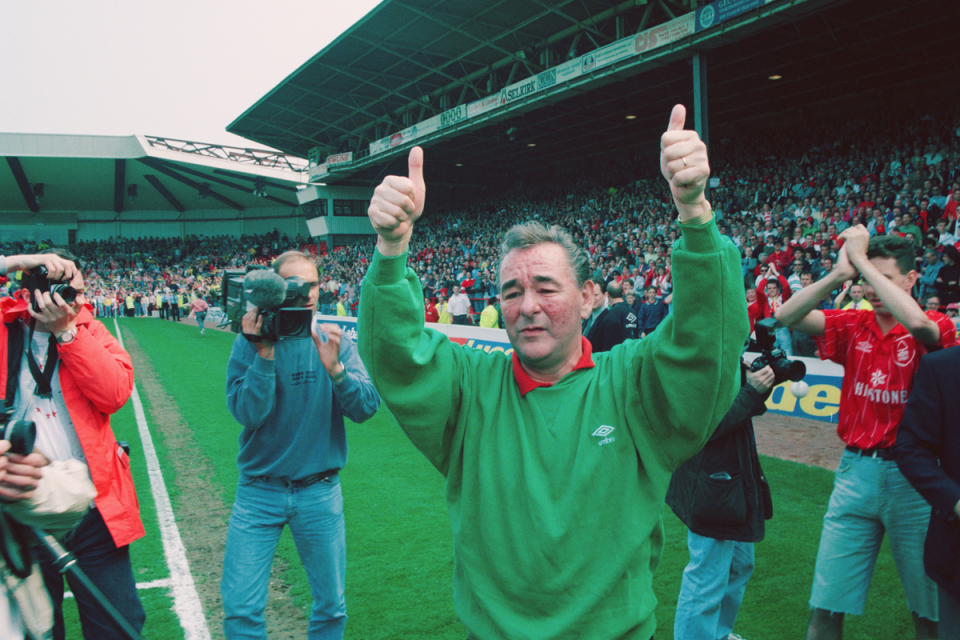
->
xmin=501 ymin=78 xmax=538 ymax=105
xmin=634 ymin=14 xmax=696 ymax=54
xmin=696 ymin=0 xmax=767 ymax=32
xmin=308 ymin=163 xmax=328 ymax=181
xmin=325 ymin=152 xmax=353 ymax=167
xmin=440 ymin=104 xmax=468 ymax=129
xmin=467 ymin=94 xmax=499 ymax=118
xmin=537 ymin=69 xmax=557 ymax=90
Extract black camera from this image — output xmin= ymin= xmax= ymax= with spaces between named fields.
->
xmin=0 ymin=402 xmax=36 ymax=456
xmin=750 ymin=317 xmax=806 ymax=385
xmin=221 ymin=267 xmax=314 ymax=342
xmin=20 ymin=266 xmax=77 ymax=311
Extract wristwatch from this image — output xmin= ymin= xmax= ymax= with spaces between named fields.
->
xmin=56 ymin=328 xmax=78 ymax=344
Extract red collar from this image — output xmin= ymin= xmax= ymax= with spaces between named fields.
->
xmin=511 ymin=336 xmax=595 ymax=396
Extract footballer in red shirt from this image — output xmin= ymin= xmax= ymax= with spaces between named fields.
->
xmin=777 ymin=226 xmax=953 ymax=640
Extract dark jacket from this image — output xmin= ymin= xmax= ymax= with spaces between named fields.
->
xmin=666 ymin=366 xmax=773 ymax=542
xmin=893 ymin=347 xmax=960 ymax=602
xmin=584 ymin=308 xmax=625 ymax=353
xmin=608 ymin=301 xmax=639 ymax=341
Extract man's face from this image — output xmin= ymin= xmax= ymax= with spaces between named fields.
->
xmin=822 ymin=258 xmax=834 ymax=272
xmin=591 ymin=283 xmax=606 ymax=311
xmin=801 ymin=273 xmax=813 ymax=287
xmin=500 ymin=243 xmax=592 ymax=374
xmin=793 ymin=261 xmax=803 ymax=273
xmin=645 ymin=288 xmax=657 ymax=302
xmin=278 ymin=259 xmax=320 ymax=311
xmin=745 ymin=288 xmax=757 ymax=304
xmin=925 ymin=297 xmax=941 ymax=311
xmin=625 ymin=292 xmax=635 ymax=305
xmin=863 ymin=257 xmax=917 ymax=317
xmin=765 ymin=282 xmax=780 ymax=299
xmin=850 ymin=285 xmax=865 ymax=301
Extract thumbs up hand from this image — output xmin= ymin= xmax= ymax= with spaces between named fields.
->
xmin=659 ymin=105 xmax=711 ymax=221
xmin=368 ymin=146 xmax=426 ymax=255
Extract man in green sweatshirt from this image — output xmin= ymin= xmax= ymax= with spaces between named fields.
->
xmin=359 ymin=105 xmax=748 ymax=640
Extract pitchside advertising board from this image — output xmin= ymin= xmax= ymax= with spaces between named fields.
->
xmin=319 ymin=315 xmax=846 ymax=424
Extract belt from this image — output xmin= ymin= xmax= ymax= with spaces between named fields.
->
xmin=845 ymin=445 xmax=895 ymax=460
xmin=253 ymin=469 xmax=338 ymax=488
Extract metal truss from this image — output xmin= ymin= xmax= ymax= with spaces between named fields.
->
xmin=143 ymin=136 xmax=309 ymax=173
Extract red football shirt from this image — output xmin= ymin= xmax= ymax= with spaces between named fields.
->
xmin=814 ymin=309 xmax=958 ymax=449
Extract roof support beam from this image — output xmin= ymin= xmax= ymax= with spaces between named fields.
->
xmin=143 ymin=174 xmax=185 ymax=213
xmin=114 ymin=159 xmax=125 ymax=214
xmin=149 ymin=159 xmax=295 ymax=207
xmin=138 ymin=159 xmax=244 ymax=211
xmin=5 ymin=157 xmax=39 ymax=213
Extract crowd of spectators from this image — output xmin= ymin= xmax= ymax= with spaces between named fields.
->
xmin=1 ymin=100 xmax=959 ymax=343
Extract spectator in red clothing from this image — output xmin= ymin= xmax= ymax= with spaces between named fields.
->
xmin=945 ymin=189 xmax=960 ymax=222
xmin=776 ymin=228 xmax=956 ymax=640
xmin=425 ymin=299 xmax=439 ymax=323
xmin=755 ymin=263 xmax=793 ymax=354
xmin=766 ymin=237 xmax=794 ymax=271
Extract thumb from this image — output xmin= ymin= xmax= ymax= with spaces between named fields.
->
xmin=666 ymin=104 xmax=686 ymax=132
xmin=408 ymin=146 xmax=426 ymax=213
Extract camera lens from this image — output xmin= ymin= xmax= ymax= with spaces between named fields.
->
xmin=49 ymin=284 xmax=77 ymax=304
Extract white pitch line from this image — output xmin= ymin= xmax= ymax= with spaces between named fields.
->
xmin=66 ymin=578 xmax=174 ymax=599
xmin=115 ymin=320 xmax=212 ymax=640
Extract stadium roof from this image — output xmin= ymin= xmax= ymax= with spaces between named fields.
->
xmin=0 ymin=133 xmax=306 ymax=215
xmin=230 ymin=0 xmax=960 ymax=187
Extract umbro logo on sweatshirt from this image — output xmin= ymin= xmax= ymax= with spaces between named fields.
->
xmin=592 ymin=425 xmax=616 ymax=446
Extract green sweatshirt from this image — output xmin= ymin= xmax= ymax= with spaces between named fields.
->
xmin=359 ymin=220 xmax=747 ymax=640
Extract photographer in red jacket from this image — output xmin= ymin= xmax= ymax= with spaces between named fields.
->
xmin=0 ymin=250 xmax=144 ymax=640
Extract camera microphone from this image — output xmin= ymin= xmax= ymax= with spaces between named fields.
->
xmin=243 ymin=269 xmax=287 ymax=311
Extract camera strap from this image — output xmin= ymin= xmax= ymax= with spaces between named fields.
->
xmin=25 ymin=318 xmax=59 ymax=399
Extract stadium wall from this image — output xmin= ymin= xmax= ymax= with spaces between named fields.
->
xmin=75 ymin=207 xmax=306 ymax=241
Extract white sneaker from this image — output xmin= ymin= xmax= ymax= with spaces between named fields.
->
xmin=727 ymin=634 xmax=748 ymax=640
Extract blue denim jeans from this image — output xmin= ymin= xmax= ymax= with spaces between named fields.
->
xmin=37 ymin=507 xmax=145 ymax=640
xmin=221 ymin=474 xmax=346 ymax=640
xmin=774 ymin=325 xmax=793 ymax=356
xmin=674 ymin=530 xmax=754 ymax=640
xmin=810 ymin=449 xmax=938 ymax=619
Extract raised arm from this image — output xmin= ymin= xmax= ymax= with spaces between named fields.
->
xmin=776 ymin=245 xmax=856 ymax=336
xmin=360 ymin=148 xmax=464 ymax=473
xmin=636 ymin=105 xmax=749 ymax=466
xmin=840 ymin=225 xmax=940 ymax=345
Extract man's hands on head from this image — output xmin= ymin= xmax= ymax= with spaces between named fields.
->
xmin=837 ymin=225 xmax=870 ymax=270
xmin=660 ymin=105 xmax=711 ymax=221
xmin=0 ymin=440 xmax=46 ymax=502
xmin=242 ymin=307 xmax=274 ymax=360
xmin=312 ymin=323 xmax=345 ymax=380
xmin=368 ymin=146 xmax=426 ymax=256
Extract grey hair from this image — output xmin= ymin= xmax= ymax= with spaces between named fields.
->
xmin=498 ymin=221 xmax=591 ymax=287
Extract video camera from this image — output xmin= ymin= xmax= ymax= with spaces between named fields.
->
xmin=750 ymin=317 xmax=806 ymax=385
xmin=19 ymin=266 xmax=77 ymax=311
xmin=221 ymin=266 xmax=314 ymax=342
